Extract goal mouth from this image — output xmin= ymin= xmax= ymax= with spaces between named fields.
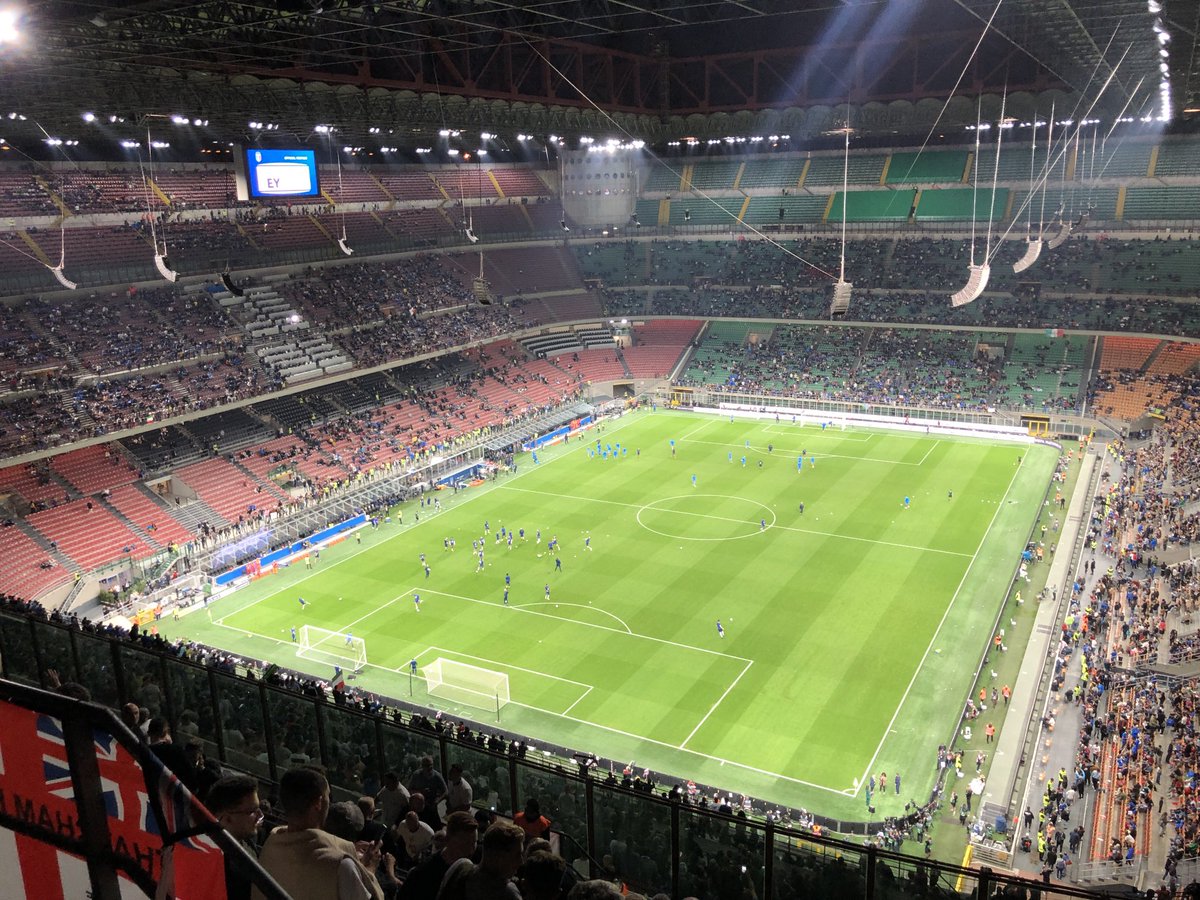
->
xmin=424 ymin=656 xmax=510 ymax=713
xmin=296 ymin=624 xmax=367 ymax=672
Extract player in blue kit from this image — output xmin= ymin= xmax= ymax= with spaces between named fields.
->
xmin=716 ymin=620 xmax=725 ymax=638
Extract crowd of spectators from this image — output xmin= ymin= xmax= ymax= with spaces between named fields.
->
xmin=1036 ymin=372 xmax=1200 ymax=891
xmin=578 ymin=236 xmax=1200 ymax=301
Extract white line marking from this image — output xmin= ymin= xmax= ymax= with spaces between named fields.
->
xmin=513 ymin=601 xmax=633 ymax=633
xmin=678 ymin=418 xmax=715 ymax=441
xmin=683 ymin=438 xmax=928 ymax=465
xmin=499 ymin=484 xmax=972 ymax=558
xmin=419 ymin=645 xmax=593 ymax=689
xmin=915 ymin=440 xmax=941 ymax=466
xmin=854 ymin=454 xmax=1027 ymax=795
xmin=680 ymin=659 xmax=754 ymax=749
xmin=212 ymin=412 xmax=646 ymax=613
xmin=209 ymin=615 xmax=848 ymax=794
xmin=427 ymin=588 xmax=751 ymax=662
xmin=561 ymin=685 xmax=593 ymax=716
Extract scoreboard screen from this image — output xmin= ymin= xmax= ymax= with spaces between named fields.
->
xmin=235 ymin=148 xmax=321 ymax=200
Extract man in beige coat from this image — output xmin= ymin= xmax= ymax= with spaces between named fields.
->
xmin=255 ymin=767 xmax=386 ymax=900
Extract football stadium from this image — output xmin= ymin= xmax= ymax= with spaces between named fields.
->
xmin=0 ymin=1 xmax=1198 ymax=898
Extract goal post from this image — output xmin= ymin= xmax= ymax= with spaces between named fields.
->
xmin=297 ymin=625 xmax=368 ymax=672
xmin=423 ymin=657 xmax=510 ymax=720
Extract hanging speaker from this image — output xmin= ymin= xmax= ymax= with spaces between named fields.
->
xmin=220 ymin=273 xmax=246 ymax=297
xmin=338 ymin=238 xmax=354 ymax=256
xmin=154 ymin=253 xmax=179 ymax=283
xmin=50 ymin=265 xmax=78 ymax=290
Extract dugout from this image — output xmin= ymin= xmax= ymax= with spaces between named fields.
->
xmin=1020 ymin=413 xmax=1050 ymax=437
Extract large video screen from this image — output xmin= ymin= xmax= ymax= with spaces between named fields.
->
xmin=240 ymin=148 xmax=321 ymax=199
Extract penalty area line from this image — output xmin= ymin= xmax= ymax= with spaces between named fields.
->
xmin=680 ymin=659 xmax=753 ymax=750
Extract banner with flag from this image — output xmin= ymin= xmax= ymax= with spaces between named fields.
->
xmin=0 ymin=697 xmax=227 ymax=900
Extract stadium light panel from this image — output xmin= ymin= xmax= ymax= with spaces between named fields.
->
xmin=0 ymin=7 xmax=20 ymax=44
xmin=82 ymin=112 xmax=95 ymax=122
xmin=171 ymin=115 xmax=188 ymax=125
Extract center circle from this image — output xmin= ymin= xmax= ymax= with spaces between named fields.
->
xmin=635 ymin=494 xmax=777 ymax=542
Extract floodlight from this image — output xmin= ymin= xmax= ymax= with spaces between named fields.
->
xmin=171 ymin=115 xmax=188 ymax=125
xmin=82 ymin=112 xmax=96 ymax=123
xmin=0 ymin=7 xmax=19 ymax=43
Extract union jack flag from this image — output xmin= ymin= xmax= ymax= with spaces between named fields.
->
xmin=0 ymin=699 xmax=227 ymax=900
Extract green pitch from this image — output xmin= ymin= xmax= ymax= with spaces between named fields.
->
xmin=161 ymin=410 xmax=1058 ymax=818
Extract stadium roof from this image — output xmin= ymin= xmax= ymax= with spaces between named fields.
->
xmin=0 ymin=0 xmax=1196 ymax=152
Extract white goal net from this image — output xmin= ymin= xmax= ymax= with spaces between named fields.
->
xmin=424 ymin=657 xmax=510 ymax=713
xmin=297 ymin=625 xmax=368 ymax=672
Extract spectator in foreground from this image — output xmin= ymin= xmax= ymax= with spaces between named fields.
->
xmin=254 ymin=767 xmax=385 ymax=900
xmin=436 ymin=821 xmax=525 ymax=900
xmin=513 ymin=799 xmax=551 ymax=843
xmin=396 ymin=810 xmax=477 ymax=899
xmin=206 ymin=774 xmax=263 ymax=900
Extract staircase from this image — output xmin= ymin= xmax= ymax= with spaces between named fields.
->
xmin=17 ymin=519 xmax=79 ymax=572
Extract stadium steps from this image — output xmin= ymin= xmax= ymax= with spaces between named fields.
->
xmin=167 ymin=495 xmax=230 ymax=532
xmin=227 ymin=457 xmax=292 ymax=504
xmin=15 ymin=519 xmax=81 ymax=573
xmin=1139 ymin=341 xmax=1169 ymax=374
xmin=99 ymin=497 xmax=167 ymax=551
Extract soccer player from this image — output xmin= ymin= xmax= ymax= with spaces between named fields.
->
xmin=419 ymin=552 xmax=426 ymax=565
xmin=355 ymin=530 xmax=362 ymax=545
xmin=809 ymin=456 xmax=815 ymax=468
xmin=484 ymin=520 xmax=490 ymax=534
xmin=424 ymin=564 xmax=431 ymax=579
xmin=413 ymin=592 xmax=421 ymax=612
xmin=798 ymin=502 xmax=805 ymax=515
xmin=532 ymin=452 xmax=539 ymax=464
xmin=502 ymin=587 xmax=509 ymax=606
xmin=297 ymin=596 xmax=307 ymax=610
xmin=410 ymin=658 xmax=418 ymax=674
xmin=948 ymin=489 xmax=954 ymax=500
xmin=536 ymin=529 xmax=541 ymax=544
xmin=507 ymin=533 xmax=513 ymax=549
xmin=670 ymin=439 xmax=676 ymax=458
xmin=584 ymin=535 xmax=592 ymax=551
xmin=519 ymin=528 xmax=525 ymax=540
xmin=716 ymin=619 xmax=725 ymax=638
xmin=692 ymin=474 xmax=697 ymax=488
xmin=291 ymin=627 xmax=297 ymax=642
xmin=760 ymin=519 xmax=766 ymax=531
xmin=555 ymin=557 xmax=562 ymax=572
xmin=477 ymin=554 xmax=485 ymax=573
xmin=728 ymin=451 xmax=733 ymax=463
xmin=544 ymin=584 xmax=551 ymax=600
xmin=505 ymin=572 xmax=511 ymax=586
xmin=904 ymin=496 xmax=911 ymax=509
xmin=345 ymin=631 xmax=354 ymax=646
xmin=741 ymin=455 xmax=747 ymax=467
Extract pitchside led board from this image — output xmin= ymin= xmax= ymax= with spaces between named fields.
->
xmin=233 ymin=146 xmax=321 ymax=202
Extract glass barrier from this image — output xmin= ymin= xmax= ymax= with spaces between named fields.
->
xmin=166 ymin=659 xmax=221 ymax=758
xmin=592 ymin=786 xmax=673 ymax=896
xmin=0 ymin=613 xmax=38 ymax=685
xmin=214 ymin=672 xmax=272 ymax=779
xmin=261 ymin=684 xmax=322 ymax=780
xmin=447 ymin=739 xmax=514 ymax=817
xmin=320 ymin=702 xmax=381 ymax=801
xmin=31 ymin=618 xmax=79 ymax=684
xmin=0 ymin=610 xmax=1128 ymax=900
xmin=72 ymin=626 xmax=122 ymax=707
xmin=117 ymin=643 xmax=168 ymax=719
xmin=680 ymin=806 xmax=766 ymax=900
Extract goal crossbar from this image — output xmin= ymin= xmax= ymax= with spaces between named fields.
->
xmin=424 ymin=657 xmax=510 ymax=715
